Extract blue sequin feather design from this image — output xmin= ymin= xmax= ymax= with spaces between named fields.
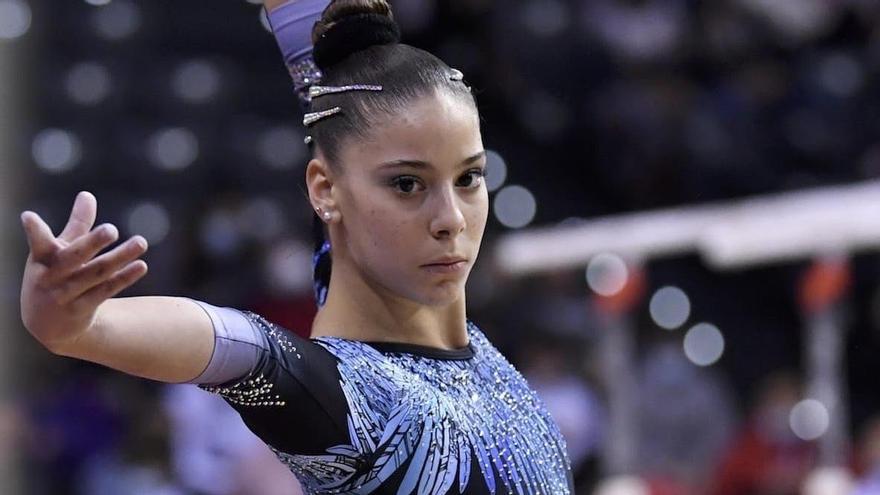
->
xmin=271 ymin=321 xmax=572 ymax=495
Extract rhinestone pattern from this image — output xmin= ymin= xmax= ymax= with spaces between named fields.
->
xmin=242 ymin=311 xmax=302 ymax=359
xmin=199 ymin=311 xmax=301 ymax=406
xmin=201 ymin=374 xmax=286 ymax=408
xmin=288 ymin=57 xmax=323 ymax=104
xmin=272 ymin=322 xmax=573 ymax=494
xmin=309 ymin=84 xmax=383 ymax=99
xmin=303 ymin=107 xmax=343 ymax=126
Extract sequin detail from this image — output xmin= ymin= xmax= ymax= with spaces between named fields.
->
xmin=309 ymin=84 xmax=383 ymax=99
xmin=272 ymin=322 xmax=572 ymax=494
xmin=201 ymin=374 xmax=287 ymax=407
xmin=288 ymin=57 xmax=323 ymax=104
xmin=242 ymin=311 xmax=302 ymax=359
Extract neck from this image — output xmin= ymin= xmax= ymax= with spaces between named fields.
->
xmin=309 ymin=257 xmax=469 ymax=350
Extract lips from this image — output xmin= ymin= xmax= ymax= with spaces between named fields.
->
xmin=422 ymin=256 xmax=467 ymax=274
xmin=423 ymin=257 xmax=467 ymax=266
xmin=421 ymin=260 xmax=468 ymax=274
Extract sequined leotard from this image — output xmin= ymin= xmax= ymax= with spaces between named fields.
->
xmin=187 ymin=300 xmax=573 ymax=494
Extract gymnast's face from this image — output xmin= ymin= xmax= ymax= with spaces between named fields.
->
xmin=323 ymin=90 xmax=488 ymax=307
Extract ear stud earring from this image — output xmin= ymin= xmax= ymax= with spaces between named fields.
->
xmin=316 ymin=207 xmax=332 ymax=221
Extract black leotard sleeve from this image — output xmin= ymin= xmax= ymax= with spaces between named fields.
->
xmin=184 ymin=299 xmax=349 ymax=455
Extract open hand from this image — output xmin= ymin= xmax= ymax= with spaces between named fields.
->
xmin=19 ymin=191 xmax=149 ymax=351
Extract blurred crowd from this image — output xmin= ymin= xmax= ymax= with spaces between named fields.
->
xmin=6 ymin=0 xmax=880 ymax=493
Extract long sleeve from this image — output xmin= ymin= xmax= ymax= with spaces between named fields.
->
xmin=266 ymin=0 xmax=330 ymax=105
xmin=185 ymin=299 xmax=350 ymax=455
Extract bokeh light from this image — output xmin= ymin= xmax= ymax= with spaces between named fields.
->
xmin=802 ymin=467 xmax=855 ymax=495
xmin=199 ymin=209 xmax=243 ymax=258
xmin=649 ymin=286 xmax=691 ymax=330
xmin=683 ymin=323 xmax=725 ymax=366
xmin=484 ymin=150 xmax=507 ymax=193
xmin=257 ymin=125 xmax=307 ymax=170
xmin=263 ymin=238 xmax=312 ymax=295
xmin=64 ymin=61 xmax=112 ymax=105
xmin=237 ymin=197 xmax=286 ymax=242
xmin=147 ymin=127 xmax=199 ymax=171
xmin=125 ymin=201 xmax=170 ymax=245
xmin=171 ymin=60 xmax=222 ymax=104
xmin=789 ymin=399 xmax=830 ymax=441
xmin=493 ymin=185 xmax=536 ymax=229
xmin=31 ymin=129 xmax=82 ymax=173
xmin=593 ymin=475 xmax=649 ymax=495
xmin=0 ymin=0 xmax=31 ymax=41
xmin=815 ymin=51 xmax=864 ymax=98
xmin=586 ymin=253 xmax=628 ymax=297
xmin=92 ymin=0 xmax=141 ymax=41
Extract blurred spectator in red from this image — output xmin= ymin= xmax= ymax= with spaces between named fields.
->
xmin=709 ymin=371 xmax=817 ymax=495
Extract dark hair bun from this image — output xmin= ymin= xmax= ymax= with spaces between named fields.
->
xmin=312 ymin=0 xmax=401 ymax=70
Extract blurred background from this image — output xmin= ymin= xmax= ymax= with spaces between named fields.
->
xmin=2 ymin=0 xmax=880 ymax=494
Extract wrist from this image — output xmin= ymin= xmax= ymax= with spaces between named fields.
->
xmin=47 ymin=305 xmax=104 ymax=358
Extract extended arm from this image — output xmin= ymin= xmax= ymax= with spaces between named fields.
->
xmin=19 ymin=1 xmax=325 ymax=384
xmin=19 ymin=192 xmax=213 ymax=383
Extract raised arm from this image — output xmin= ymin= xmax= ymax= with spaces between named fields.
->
xmin=19 ymin=191 xmax=214 ymax=383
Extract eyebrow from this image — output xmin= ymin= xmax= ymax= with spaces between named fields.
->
xmin=376 ymin=151 xmax=487 ymax=170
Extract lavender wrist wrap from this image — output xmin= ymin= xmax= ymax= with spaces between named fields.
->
xmin=266 ymin=0 xmax=330 ymax=104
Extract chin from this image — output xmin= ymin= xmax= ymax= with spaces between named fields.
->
xmin=408 ymin=283 xmax=466 ymax=307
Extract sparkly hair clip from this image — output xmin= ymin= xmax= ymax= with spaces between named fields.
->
xmin=302 ymin=83 xmax=384 ymax=136
xmin=309 ymin=84 xmax=383 ymax=99
xmin=302 ymin=72 xmax=465 ymax=141
xmin=303 ymin=107 xmax=343 ymax=126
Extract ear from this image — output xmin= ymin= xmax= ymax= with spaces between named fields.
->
xmin=305 ymin=157 xmax=338 ymax=218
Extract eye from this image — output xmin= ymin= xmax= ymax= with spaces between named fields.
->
xmin=390 ymin=176 xmax=425 ymax=195
xmin=457 ymin=168 xmax=486 ymax=189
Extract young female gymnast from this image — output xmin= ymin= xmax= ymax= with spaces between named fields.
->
xmin=19 ymin=0 xmax=574 ymax=492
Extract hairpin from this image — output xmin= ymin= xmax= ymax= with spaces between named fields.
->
xmin=303 ymin=107 xmax=342 ymax=126
xmin=309 ymin=84 xmax=383 ymax=99
xmin=450 ymin=68 xmax=464 ymax=82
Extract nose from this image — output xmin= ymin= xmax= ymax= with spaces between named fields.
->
xmin=429 ymin=185 xmax=466 ymax=239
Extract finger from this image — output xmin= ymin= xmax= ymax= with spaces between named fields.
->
xmin=20 ymin=211 xmax=61 ymax=264
xmin=58 ymin=191 xmax=98 ymax=243
xmin=54 ymin=235 xmax=147 ymax=304
xmin=74 ymin=260 xmax=148 ymax=311
xmin=42 ymin=223 xmax=120 ymax=286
